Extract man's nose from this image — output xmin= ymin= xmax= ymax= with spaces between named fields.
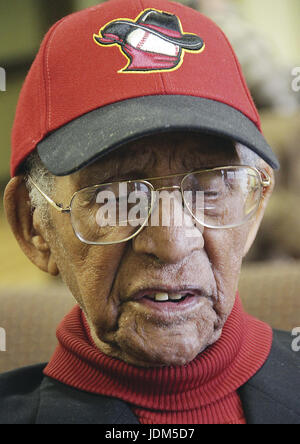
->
xmin=132 ymin=189 xmax=204 ymax=264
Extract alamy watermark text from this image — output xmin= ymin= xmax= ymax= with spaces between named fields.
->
xmin=0 ymin=67 xmax=6 ymax=92
xmin=0 ymin=328 xmax=6 ymax=352
xmin=291 ymin=327 xmax=300 ymax=352
xmin=291 ymin=67 xmax=300 ymax=92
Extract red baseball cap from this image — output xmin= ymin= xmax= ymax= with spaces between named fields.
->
xmin=11 ymin=0 xmax=280 ymax=177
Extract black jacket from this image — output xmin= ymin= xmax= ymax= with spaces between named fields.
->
xmin=0 ymin=330 xmax=299 ymax=424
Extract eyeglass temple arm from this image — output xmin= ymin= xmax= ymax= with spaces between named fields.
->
xmin=27 ymin=176 xmax=71 ymax=214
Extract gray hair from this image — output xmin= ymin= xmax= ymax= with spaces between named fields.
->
xmin=23 ymin=151 xmax=55 ymax=223
xmin=235 ymin=142 xmax=266 ymax=170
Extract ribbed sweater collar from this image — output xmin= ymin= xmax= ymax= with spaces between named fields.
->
xmin=44 ymin=295 xmax=272 ymax=422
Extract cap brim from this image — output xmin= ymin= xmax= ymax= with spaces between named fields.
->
xmin=37 ymin=96 xmax=280 ymax=176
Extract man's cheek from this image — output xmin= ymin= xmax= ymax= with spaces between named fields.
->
xmin=81 ymin=288 xmax=120 ymax=336
xmin=206 ymin=229 xmax=247 ymax=273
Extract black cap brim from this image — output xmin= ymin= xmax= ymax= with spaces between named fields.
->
xmin=37 ymin=96 xmax=280 ymax=176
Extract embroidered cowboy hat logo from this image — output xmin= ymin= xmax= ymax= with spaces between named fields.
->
xmin=93 ymin=9 xmax=205 ymax=73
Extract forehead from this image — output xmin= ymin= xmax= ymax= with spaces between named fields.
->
xmin=74 ymin=131 xmax=240 ymax=184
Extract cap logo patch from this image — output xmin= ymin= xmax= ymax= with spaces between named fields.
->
xmin=93 ymin=8 xmax=205 ymax=73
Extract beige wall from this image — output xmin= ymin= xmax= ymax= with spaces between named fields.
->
xmin=237 ymin=0 xmax=300 ymax=64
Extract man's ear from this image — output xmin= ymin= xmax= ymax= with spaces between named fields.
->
xmin=4 ymin=175 xmax=59 ymax=276
xmin=243 ymin=167 xmax=275 ymax=257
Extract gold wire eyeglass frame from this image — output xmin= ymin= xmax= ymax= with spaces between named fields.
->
xmin=27 ymin=165 xmax=271 ymax=245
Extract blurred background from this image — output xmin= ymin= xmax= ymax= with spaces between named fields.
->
xmin=0 ymin=1 xmax=299 ymax=363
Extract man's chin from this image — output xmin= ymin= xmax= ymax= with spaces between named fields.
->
xmin=97 ymin=308 xmax=222 ymax=367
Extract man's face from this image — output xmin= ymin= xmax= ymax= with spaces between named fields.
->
xmin=35 ymin=132 xmax=261 ymax=367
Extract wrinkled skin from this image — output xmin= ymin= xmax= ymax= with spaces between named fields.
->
xmin=4 ymin=132 xmax=274 ymax=367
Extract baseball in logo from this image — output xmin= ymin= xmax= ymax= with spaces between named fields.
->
xmin=93 ymin=9 xmax=205 ymax=73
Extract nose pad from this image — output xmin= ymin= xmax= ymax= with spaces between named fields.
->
xmin=132 ymin=189 xmax=204 ymax=264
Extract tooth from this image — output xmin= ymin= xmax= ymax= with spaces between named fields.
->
xmin=169 ymin=293 xmax=184 ymax=301
xmin=154 ymin=292 xmax=169 ymax=302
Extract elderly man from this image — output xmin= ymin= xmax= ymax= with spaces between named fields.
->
xmin=1 ymin=0 xmax=299 ymax=425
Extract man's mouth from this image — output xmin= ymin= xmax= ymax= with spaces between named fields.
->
xmin=126 ymin=288 xmax=211 ymax=313
xmin=143 ymin=291 xmax=193 ymax=303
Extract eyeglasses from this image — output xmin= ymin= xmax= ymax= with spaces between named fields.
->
xmin=27 ymin=165 xmax=271 ymax=245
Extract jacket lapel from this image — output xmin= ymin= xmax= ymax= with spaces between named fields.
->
xmin=36 ymin=377 xmax=139 ymax=424
xmin=238 ymin=330 xmax=300 ymax=425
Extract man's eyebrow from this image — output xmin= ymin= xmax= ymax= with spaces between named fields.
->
xmin=87 ymin=151 xmax=156 ymax=184
xmin=88 ymin=168 xmax=152 ymax=185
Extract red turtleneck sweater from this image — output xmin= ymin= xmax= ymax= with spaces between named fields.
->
xmin=44 ymin=295 xmax=272 ymax=424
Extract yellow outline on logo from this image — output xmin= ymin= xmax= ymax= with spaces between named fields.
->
xmin=93 ymin=8 xmax=205 ymax=74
